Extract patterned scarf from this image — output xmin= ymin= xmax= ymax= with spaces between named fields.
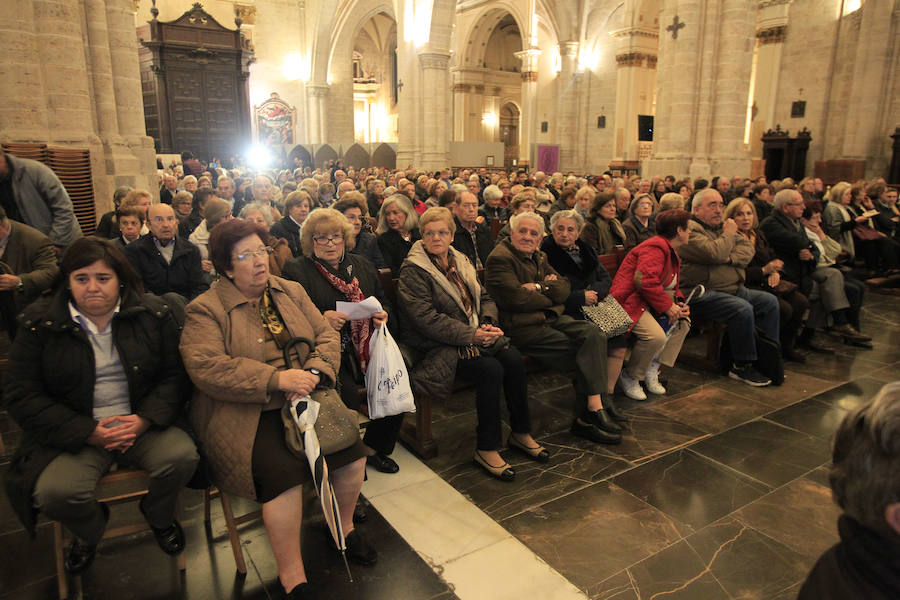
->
xmin=312 ymin=260 xmax=372 ymax=372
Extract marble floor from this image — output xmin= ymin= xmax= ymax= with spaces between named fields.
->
xmin=1 ymin=289 xmax=897 ymax=599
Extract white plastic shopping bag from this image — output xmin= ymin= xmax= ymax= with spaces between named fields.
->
xmin=365 ymin=324 xmax=415 ymax=419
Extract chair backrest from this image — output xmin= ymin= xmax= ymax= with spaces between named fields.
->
xmin=598 ymin=253 xmax=620 ymax=278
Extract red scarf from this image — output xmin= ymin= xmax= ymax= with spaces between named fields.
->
xmin=313 ymin=260 xmax=372 ymax=372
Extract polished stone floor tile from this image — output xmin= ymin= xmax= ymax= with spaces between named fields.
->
xmin=645 ymin=385 xmax=773 ymax=435
xmin=714 ymin=369 xmax=837 ymax=409
xmin=809 ymin=377 xmax=893 ymax=412
xmin=803 ymin=465 xmax=831 ymax=487
xmin=442 ymin=459 xmax=590 ymax=521
xmin=869 ymin=362 xmax=900 ymax=383
xmin=766 ymin=397 xmax=849 ymax=440
xmin=734 ymin=477 xmax=840 ymax=563
xmin=689 ymin=419 xmax=831 ymax=488
xmin=0 ymin=524 xmax=57 ymax=593
xmin=541 ymin=442 xmax=633 ymax=483
xmin=778 ymin=349 xmax=886 ymax=383
xmin=594 ymin=540 xmax=731 ymax=600
xmin=540 ymin=408 xmax=709 ymax=464
xmin=502 ymin=482 xmax=686 ymax=595
xmin=684 ymin=516 xmax=810 ymax=600
xmin=611 ymin=449 xmax=770 ymax=530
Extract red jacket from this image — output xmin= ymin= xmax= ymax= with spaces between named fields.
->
xmin=610 ymin=235 xmax=683 ymax=330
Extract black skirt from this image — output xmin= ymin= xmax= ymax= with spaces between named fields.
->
xmin=251 ymin=409 xmax=367 ymax=503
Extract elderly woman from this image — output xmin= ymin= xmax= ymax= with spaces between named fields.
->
xmin=333 ymin=197 xmax=388 ymax=270
xmin=180 ymin=220 xmax=375 ymax=599
xmin=546 ymin=186 xmax=577 ymax=220
xmin=426 ymin=179 xmax=447 ymax=208
xmin=723 ymin=197 xmax=812 ymax=359
xmin=847 ymin=184 xmax=899 ymax=275
xmin=495 ymin=192 xmax=538 ymax=241
xmin=281 ymin=209 xmax=401 ymax=473
xmin=270 ymin=190 xmax=312 ymax=258
xmin=376 ymin=194 xmax=421 ymax=277
xmin=189 ymin=196 xmax=233 ymax=275
xmin=399 ymin=208 xmax=544 ymax=480
xmin=822 ymin=182 xmax=860 ymax=260
xmin=611 ymin=210 xmax=693 ymax=399
xmin=574 ymin=186 xmax=595 ymax=218
xmin=171 ymin=191 xmax=193 ymax=230
xmin=486 ymin=212 xmax=622 ymax=446
xmin=541 ymin=209 xmax=630 ymax=411
xmin=799 ymin=382 xmax=900 ymax=600
xmin=800 ymin=203 xmax=871 ymax=349
xmin=4 ymin=237 xmax=198 ymax=573
xmin=622 ymin=193 xmax=657 ymax=251
xmin=238 ymin=202 xmax=292 ymax=277
xmin=581 ymin=191 xmax=626 ymax=255
xmin=479 ymin=184 xmax=509 ymax=222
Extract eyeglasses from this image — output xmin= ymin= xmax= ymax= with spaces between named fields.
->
xmin=423 ymin=229 xmax=452 ymax=238
xmin=313 ymin=234 xmax=343 ymax=245
xmin=234 ymin=247 xmax=271 ymax=261
xmin=152 ymin=216 xmax=177 ymax=223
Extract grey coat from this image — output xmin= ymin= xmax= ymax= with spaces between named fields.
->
xmin=4 ymin=154 xmax=82 ymax=247
xmin=397 ymin=241 xmax=497 ymax=399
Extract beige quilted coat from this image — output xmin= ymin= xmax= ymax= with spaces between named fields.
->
xmin=180 ymin=275 xmax=339 ymax=500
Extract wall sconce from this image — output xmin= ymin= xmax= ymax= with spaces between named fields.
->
xmin=482 ymin=112 xmax=498 ymax=127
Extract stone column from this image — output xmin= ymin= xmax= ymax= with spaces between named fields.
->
xmin=515 ymin=48 xmax=541 ymax=168
xmin=556 ymin=42 xmax=579 ymax=171
xmin=839 ymin=0 xmax=895 ymax=176
xmin=418 ymin=51 xmax=451 ymax=170
xmin=306 ymin=84 xmax=329 ymax=144
xmin=33 ymin=0 xmax=95 ymax=141
xmin=750 ymin=0 xmax=789 ymax=159
xmin=0 ymin=0 xmax=50 ymax=140
xmin=83 ymin=0 xmax=120 ymax=141
xmin=646 ymin=0 xmax=754 ymax=178
xmin=451 ymin=82 xmax=469 ymax=141
xmin=106 ymin=0 xmax=149 ymax=140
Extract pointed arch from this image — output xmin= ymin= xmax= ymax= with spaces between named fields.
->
xmin=343 ymin=143 xmax=371 ymax=169
xmin=371 ymin=143 xmax=397 ymax=169
xmin=314 ymin=144 xmax=339 ymax=168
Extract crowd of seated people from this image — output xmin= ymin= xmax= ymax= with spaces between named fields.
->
xmin=2 ymin=151 xmax=898 ymax=599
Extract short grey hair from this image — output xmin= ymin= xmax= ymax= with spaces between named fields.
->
xmin=483 ymin=184 xmax=503 ymax=202
xmin=182 ymin=175 xmax=198 ymax=184
xmin=830 ymin=381 xmax=900 ymax=536
xmin=509 ymin=211 xmax=545 ymax=235
xmin=239 ymin=201 xmax=275 ymax=226
xmin=691 ymin=188 xmax=721 ymax=214
xmin=450 ymin=183 xmax=467 ymax=196
xmin=550 ymin=209 xmax=584 ymax=231
xmin=773 ymin=188 xmax=799 ymax=211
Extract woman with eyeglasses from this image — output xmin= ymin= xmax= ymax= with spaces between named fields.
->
xmin=397 ymin=208 xmax=542 ymax=481
xmin=281 ymin=209 xmax=401 ymax=474
xmin=180 ymin=219 xmax=376 ymax=599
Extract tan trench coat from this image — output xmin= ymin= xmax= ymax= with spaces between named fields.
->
xmin=180 ymin=275 xmax=339 ymax=500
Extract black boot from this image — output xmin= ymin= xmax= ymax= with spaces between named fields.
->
xmin=585 ymin=408 xmax=622 ymax=434
xmin=603 ymin=395 xmax=629 ymax=422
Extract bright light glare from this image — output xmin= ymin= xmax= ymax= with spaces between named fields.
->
xmin=843 ymin=0 xmax=861 ymax=14
xmin=247 ymin=145 xmax=273 ymax=169
xmin=482 ymin=112 xmax=498 ymax=127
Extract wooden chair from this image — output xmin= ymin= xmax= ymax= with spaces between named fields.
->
xmin=53 ymin=467 xmax=186 ymax=600
xmin=202 ymin=486 xmax=261 ymax=575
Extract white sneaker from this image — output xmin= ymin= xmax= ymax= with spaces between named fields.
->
xmin=619 ymin=370 xmax=647 ymax=401
xmin=644 ymin=361 xmax=666 ymax=395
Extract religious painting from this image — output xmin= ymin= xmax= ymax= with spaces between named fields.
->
xmin=255 ymin=92 xmax=296 ymax=146
xmin=537 ymin=145 xmax=559 ymax=173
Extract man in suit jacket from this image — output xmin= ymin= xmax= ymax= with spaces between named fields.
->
xmin=125 ymin=204 xmax=208 ymax=301
xmin=0 ymin=206 xmax=60 ymax=337
xmin=451 ymin=192 xmax=494 ymax=269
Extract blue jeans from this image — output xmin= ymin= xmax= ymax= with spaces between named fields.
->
xmin=689 ymin=286 xmax=780 ymax=362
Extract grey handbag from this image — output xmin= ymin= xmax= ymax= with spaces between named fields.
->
xmin=581 ymin=295 xmax=633 ymax=337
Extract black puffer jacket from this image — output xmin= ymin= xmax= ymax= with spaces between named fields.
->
xmin=124 ymin=235 xmax=208 ymax=300
xmin=270 ymin=216 xmax=302 ymax=258
xmin=3 ymin=287 xmax=190 ymax=535
xmin=541 ymin=236 xmax=612 ymax=317
xmin=397 ymin=242 xmax=498 ymax=399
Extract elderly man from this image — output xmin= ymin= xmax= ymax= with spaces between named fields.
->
xmin=451 ymin=192 xmax=493 ymax=269
xmin=486 ymin=211 xmax=622 ymax=445
xmin=799 ymin=382 xmax=900 ymax=600
xmin=215 ymin=176 xmax=235 ymax=207
xmin=159 ymin=174 xmax=178 ymax=205
xmin=0 ymin=206 xmax=59 ymax=338
xmin=677 ymin=189 xmax=779 ymax=386
xmin=125 ymin=203 xmax=208 ymax=300
xmin=614 ymin=187 xmax=631 ymax=221
xmin=761 ymin=189 xmax=870 ymax=348
xmin=466 ymin=177 xmax=482 ymax=201
xmin=181 ymin=175 xmax=198 ymax=193
xmin=336 ymin=180 xmax=356 ymax=200
xmin=0 ymin=150 xmax=82 ymax=250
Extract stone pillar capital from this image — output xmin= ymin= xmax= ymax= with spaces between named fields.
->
xmin=615 ymin=52 xmax=657 ymax=69
xmin=514 ymin=47 xmax=542 ymax=73
xmin=559 ymin=41 xmax=579 ymax=57
xmin=306 ymin=83 xmax=330 ymax=98
xmin=417 ymin=52 xmax=450 ymax=70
